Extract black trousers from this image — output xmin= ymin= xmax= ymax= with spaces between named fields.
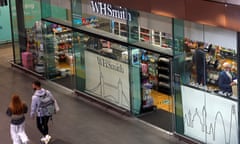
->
xmin=37 ymin=116 xmax=50 ymax=136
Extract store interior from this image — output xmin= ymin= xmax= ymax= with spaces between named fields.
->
xmin=135 ymin=49 xmax=173 ymax=131
xmin=184 ymin=37 xmax=238 ymax=98
xmin=51 ymin=25 xmax=75 ymax=89
xmin=23 ymin=21 xmax=75 ymax=89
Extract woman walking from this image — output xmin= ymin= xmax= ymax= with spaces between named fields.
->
xmin=6 ymin=94 xmax=29 ymax=144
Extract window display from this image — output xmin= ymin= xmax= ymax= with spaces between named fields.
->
xmin=184 ymin=38 xmax=238 ymax=98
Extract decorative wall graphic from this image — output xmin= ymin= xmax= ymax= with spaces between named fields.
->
xmin=181 ymin=85 xmax=238 ymax=144
xmin=85 ymin=51 xmax=130 ymax=110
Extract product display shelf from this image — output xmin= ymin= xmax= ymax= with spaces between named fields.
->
xmin=113 ymin=21 xmax=128 ymax=38
xmin=130 ymin=25 xmax=139 ymax=41
xmin=152 ymin=31 xmax=173 ymax=49
xmin=53 ymin=28 xmax=74 ymax=66
xmin=158 ymin=57 xmax=171 ymax=94
xmin=113 ymin=21 xmax=119 ymax=35
xmin=140 ymin=27 xmax=150 ymax=42
xmin=55 ymin=30 xmax=73 ymax=52
xmin=152 ymin=31 xmax=161 ymax=46
xmin=120 ymin=23 xmax=128 ymax=37
xmin=112 ymin=22 xmax=173 ymax=48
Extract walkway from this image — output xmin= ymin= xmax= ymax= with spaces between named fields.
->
xmin=0 ymin=45 xmax=187 ymax=144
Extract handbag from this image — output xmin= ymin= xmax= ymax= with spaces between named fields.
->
xmin=54 ymin=99 xmax=60 ymax=113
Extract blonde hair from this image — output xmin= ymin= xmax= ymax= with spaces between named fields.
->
xmin=223 ymin=62 xmax=231 ymax=69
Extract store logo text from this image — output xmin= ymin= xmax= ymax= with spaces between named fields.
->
xmin=97 ymin=57 xmax=124 ymax=73
xmin=90 ymin=1 xmax=131 ymax=21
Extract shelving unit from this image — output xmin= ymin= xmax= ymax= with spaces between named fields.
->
xmin=113 ymin=21 xmax=128 ymax=38
xmin=158 ymin=57 xmax=171 ymax=94
xmin=120 ymin=23 xmax=128 ymax=37
xmin=152 ymin=31 xmax=172 ymax=48
xmin=140 ymin=52 xmax=172 ymax=112
xmin=140 ymin=27 xmax=150 ymax=42
xmin=152 ymin=31 xmax=161 ymax=46
xmin=113 ymin=21 xmax=119 ymax=35
xmin=55 ymin=30 xmax=72 ymax=51
xmin=130 ymin=25 xmax=139 ymax=41
xmin=54 ymin=29 xmax=73 ymax=64
xmin=112 ymin=21 xmax=173 ymax=49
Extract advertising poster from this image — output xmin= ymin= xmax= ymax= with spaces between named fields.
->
xmin=85 ymin=51 xmax=130 ymax=110
xmin=181 ymin=85 xmax=238 ymax=144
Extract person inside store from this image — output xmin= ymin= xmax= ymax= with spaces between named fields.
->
xmin=218 ymin=62 xmax=237 ymax=95
xmin=192 ymin=42 xmax=207 ymax=86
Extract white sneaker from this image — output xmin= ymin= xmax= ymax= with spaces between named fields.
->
xmin=40 ymin=135 xmax=51 ymax=144
xmin=40 ymin=136 xmax=47 ymax=143
xmin=45 ymin=134 xmax=51 ymax=144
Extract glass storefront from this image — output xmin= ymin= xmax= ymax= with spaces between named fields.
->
xmin=9 ymin=0 xmax=239 ymax=143
xmin=174 ymin=20 xmax=238 ymax=143
xmin=42 ymin=0 xmax=175 ymax=131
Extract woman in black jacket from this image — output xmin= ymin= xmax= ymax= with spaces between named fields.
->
xmin=6 ymin=94 xmax=29 ymax=144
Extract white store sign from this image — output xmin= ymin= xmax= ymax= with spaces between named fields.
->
xmin=90 ymin=0 xmax=132 ymax=21
xmin=85 ymin=51 xmax=130 ymax=110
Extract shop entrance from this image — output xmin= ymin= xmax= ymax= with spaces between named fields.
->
xmin=136 ymin=49 xmax=173 ymax=132
xmin=44 ymin=23 xmax=75 ymax=89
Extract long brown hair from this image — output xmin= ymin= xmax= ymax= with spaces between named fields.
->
xmin=9 ymin=94 xmax=26 ymax=115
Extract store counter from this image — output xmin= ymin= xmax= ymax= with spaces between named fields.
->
xmin=185 ymin=83 xmax=238 ymax=101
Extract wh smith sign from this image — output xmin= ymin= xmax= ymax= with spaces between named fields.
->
xmin=90 ymin=1 xmax=132 ymax=21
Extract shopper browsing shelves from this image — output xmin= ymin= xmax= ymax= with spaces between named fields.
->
xmin=192 ymin=42 xmax=207 ymax=86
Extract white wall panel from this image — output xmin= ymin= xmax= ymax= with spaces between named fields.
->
xmin=139 ymin=12 xmax=172 ymax=34
xmin=184 ymin=21 xmax=237 ymax=50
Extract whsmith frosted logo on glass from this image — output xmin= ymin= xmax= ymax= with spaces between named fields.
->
xmin=97 ymin=57 xmax=124 ymax=73
xmin=90 ymin=1 xmax=132 ymax=21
